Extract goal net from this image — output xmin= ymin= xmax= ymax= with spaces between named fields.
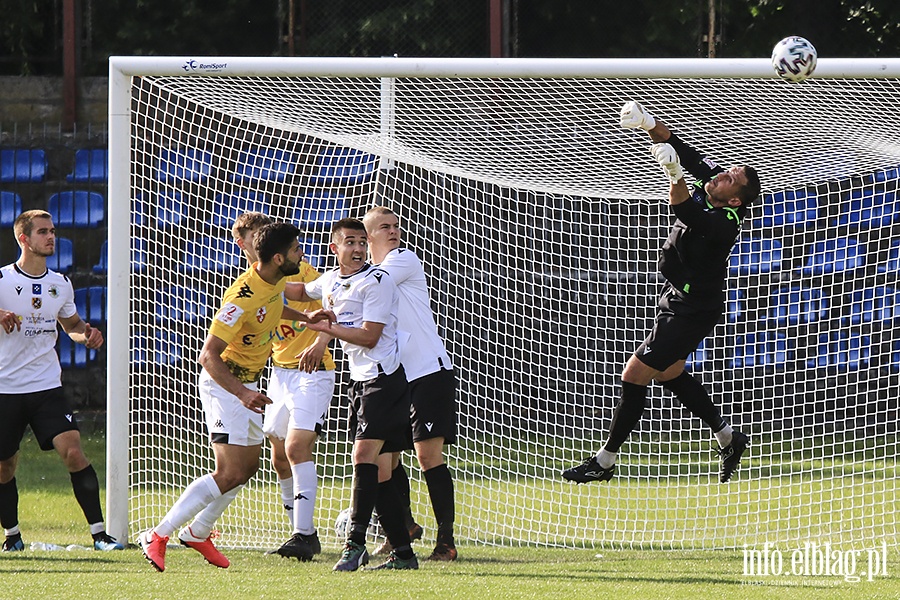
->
xmin=108 ymin=57 xmax=900 ymax=551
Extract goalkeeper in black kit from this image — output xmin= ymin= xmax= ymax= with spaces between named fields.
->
xmin=563 ymin=101 xmax=761 ymax=484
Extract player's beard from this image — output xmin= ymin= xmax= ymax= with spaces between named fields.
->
xmin=279 ymin=259 xmax=301 ymax=276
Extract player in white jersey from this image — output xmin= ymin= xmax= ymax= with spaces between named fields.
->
xmin=363 ymin=206 xmax=458 ymax=561
xmin=294 ymin=218 xmax=418 ymax=571
xmin=0 ymin=210 xmax=124 ymax=552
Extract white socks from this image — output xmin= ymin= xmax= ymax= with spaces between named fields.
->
xmin=187 ymin=484 xmax=243 ymax=540
xmin=595 ymin=449 xmax=617 ymax=469
xmin=155 ymin=474 xmax=222 ymax=538
xmin=291 ymin=461 xmax=318 ymax=535
xmin=715 ymin=424 xmax=734 ymax=448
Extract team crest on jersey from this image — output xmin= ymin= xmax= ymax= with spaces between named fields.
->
xmin=256 ymin=306 xmax=267 ymax=323
xmin=32 ymin=297 xmax=42 ymax=309
xmin=48 ymin=285 xmax=59 ymax=298
xmin=32 ymin=284 xmax=41 ymax=295
xmin=326 ymin=294 xmax=334 ymax=308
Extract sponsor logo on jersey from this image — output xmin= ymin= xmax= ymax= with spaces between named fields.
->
xmin=236 ymin=284 xmax=253 ymax=299
xmin=216 ymin=302 xmax=244 ymax=326
xmin=32 ymin=284 xmax=41 ymax=295
xmin=373 ymin=271 xmax=383 ymax=283
xmin=426 ymin=422 xmax=434 ymax=432
xmin=214 ymin=419 xmax=224 ymax=429
xmin=14 ymin=286 xmax=22 ymax=295
xmin=65 ymin=414 xmax=73 ymax=422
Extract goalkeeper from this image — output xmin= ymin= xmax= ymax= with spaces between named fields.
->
xmin=563 ymin=101 xmax=760 ymax=484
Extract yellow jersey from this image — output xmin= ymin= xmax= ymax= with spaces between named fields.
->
xmin=208 ymin=265 xmax=286 ymax=383
xmin=271 ymin=261 xmax=336 ymax=371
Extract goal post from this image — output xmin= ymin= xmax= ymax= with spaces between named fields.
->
xmin=107 ymin=56 xmax=900 ymax=550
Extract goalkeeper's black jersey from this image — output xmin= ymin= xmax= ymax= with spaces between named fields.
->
xmin=658 ymin=133 xmax=746 ymax=303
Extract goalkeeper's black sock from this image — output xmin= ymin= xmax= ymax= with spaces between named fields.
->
xmin=0 ymin=477 xmax=19 ymax=532
xmin=604 ymin=382 xmax=647 ymax=453
xmin=424 ymin=464 xmax=455 ymax=546
xmin=348 ymin=463 xmax=378 ymax=546
xmin=390 ymin=461 xmax=416 ymax=530
xmin=375 ymin=480 xmax=412 ymax=558
xmin=70 ymin=465 xmax=104 ymax=525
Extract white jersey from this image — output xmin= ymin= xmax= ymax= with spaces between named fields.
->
xmin=377 ymin=248 xmax=452 ymax=381
xmin=305 ymin=263 xmax=401 ymax=381
xmin=0 ymin=263 xmax=76 ymax=393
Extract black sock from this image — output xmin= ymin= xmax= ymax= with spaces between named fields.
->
xmin=375 ymin=481 xmax=413 ymax=559
xmin=661 ymin=371 xmax=726 ymax=432
xmin=70 ymin=465 xmax=103 ymax=527
xmin=604 ymin=382 xmax=647 ymax=453
xmin=349 ymin=463 xmax=379 ymax=546
xmin=390 ymin=461 xmax=416 ymax=529
xmin=0 ymin=477 xmax=18 ymax=531
xmin=424 ymin=464 xmax=455 ymax=545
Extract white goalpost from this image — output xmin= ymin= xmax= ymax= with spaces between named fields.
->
xmin=107 ymin=56 xmax=900 ymax=551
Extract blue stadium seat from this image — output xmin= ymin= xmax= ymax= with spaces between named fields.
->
xmin=57 ymin=331 xmax=97 ymax=369
xmin=874 ymin=166 xmax=900 ymax=182
xmin=847 ymin=286 xmax=900 ymax=325
xmin=132 ymin=330 xmax=182 ymax=365
xmin=767 ymin=285 xmax=829 ymax=326
xmin=92 ymin=241 xmax=107 ymax=274
xmin=47 ymin=238 xmax=74 ymax=274
xmin=801 ymin=238 xmax=865 ymax=276
xmin=155 ymin=285 xmax=210 ymax=323
xmin=0 ymin=191 xmax=22 ymax=227
xmin=0 ymin=149 xmax=47 ymax=183
xmin=157 ymin=191 xmax=188 ymax=228
xmin=74 ymin=286 xmax=107 ymax=323
xmin=156 ymin=148 xmax=213 ymax=183
xmin=182 ymin=236 xmax=242 ymax=273
xmin=93 ymin=239 xmax=147 ymax=274
xmin=66 ymin=149 xmax=108 ymax=182
xmin=729 ymin=330 xmax=792 ymax=369
xmin=292 ymin=192 xmax=348 ymax=229
xmin=685 ymin=338 xmax=711 ymax=371
xmin=832 ymin=188 xmax=898 ymax=229
xmin=726 ymin=288 xmax=745 ymax=323
xmin=48 ymin=191 xmax=105 ymax=228
xmin=728 ymin=238 xmax=783 ymax=276
xmin=230 ymin=148 xmax=297 ymax=182
xmin=807 ymin=331 xmax=871 ymax=371
xmin=312 ymin=147 xmax=377 ymax=186
xmin=211 ymin=191 xmax=269 ymax=228
xmin=751 ymin=189 xmax=818 ymax=229
xmin=878 ymin=239 xmax=900 ymax=274
xmin=301 ymin=236 xmax=329 ymax=269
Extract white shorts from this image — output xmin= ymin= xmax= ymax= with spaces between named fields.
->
xmin=263 ymin=367 xmax=337 ymax=440
xmin=198 ymin=369 xmax=265 ymax=447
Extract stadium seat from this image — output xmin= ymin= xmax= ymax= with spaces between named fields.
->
xmin=685 ymin=338 xmax=710 ymax=371
xmin=801 ymin=238 xmax=865 ymax=276
xmin=48 ymin=190 xmax=105 ymax=228
xmin=156 ymin=190 xmax=188 ymax=228
xmin=301 ymin=236 xmax=329 ymax=269
xmin=751 ymin=188 xmax=818 ymax=229
xmin=807 ymin=331 xmax=871 ymax=371
xmin=0 ymin=191 xmax=22 ymax=227
xmin=47 ymin=238 xmax=74 ymax=274
xmin=93 ymin=239 xmax=147 ymax=274
xmin=846 ymin=286 xmax=900 ymax=325
xmin=832 ymin=188 xmax=898 ymax=229
xmin=230 ymin=148 xmax=297 ymax=182
xmin=211 ymin=191 xmax=269 ymax=228
xmin=767 ymin=285 xmax=829 ymax=326
xmin=874 ymin=165 xmax=900 ymax=182
xmin=156 ymin=148 xmax=213 ymax=183
xmin=155 ymin=285 xmax=210 ymax=323
xmin=312 ymin=147 xmax=377 ymax=186
xmin=877 ymin=239 xmax=900 ymax=274
xmin=726 ymin=288 xmax=745 ymax=323
xmin=57 ymin=331 xmax=97 ymax=369
xmin=729 ymin=330 xmax=792 ymax=369
xmin=132 ymin=330 xmax=182 ymax=365
xmin=292 ymin=192 xmax=348 ymax=229
xmin=74 ymin=286 xmax=107 ymax=323
xmin=182 ymin=236 xmax=242 ymax=273
xmin=728 ymin=238 xmax=783 ymax=277
xmin=66 ymin=149 xmax=108 ymax=182
xmin=0 ymin=149 xmax=47 ymax=183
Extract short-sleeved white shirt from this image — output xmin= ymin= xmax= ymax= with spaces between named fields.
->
xmin=0 ymin=263 xmax=76 ymax=393
xmin=377 ymin=248 xmax=452 ymax=381
xmin=305 ymin=263 xmax=401 ymax=381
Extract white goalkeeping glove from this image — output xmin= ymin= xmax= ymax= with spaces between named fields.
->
xmin=619 ymin=101 xmax=657 ymax=131
xmin=650 ymin=143 xmax=684 ymax=183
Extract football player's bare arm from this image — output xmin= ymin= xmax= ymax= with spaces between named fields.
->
xmin=296 ymin=333 xmax=333 ymax=373
xmin=283 ymin=281 xmax=311 ymax=302
xmin=0 ymin=309 xmax=20 ymax=333
xmin=58 ymin=313 xmax=104 ymax=349
xmin=306 ymin=320 xmax=384 ymax=349
xmin=198 ymin=334 xmax=271 ymax=414
xmin=282 ymin=305 xmax=336 ymax=325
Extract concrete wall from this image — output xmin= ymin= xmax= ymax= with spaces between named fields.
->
xmin=0 ymin=76 xmax=108 ymax=128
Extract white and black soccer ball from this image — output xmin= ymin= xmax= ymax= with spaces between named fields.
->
xmin=333 ymin=507 xmax=386 ymax=541
xmin=771 ymin=36 xmax=817 ymax=83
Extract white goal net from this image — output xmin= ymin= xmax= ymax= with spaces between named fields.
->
xmin=108 ymin=57 xmax=900 ymax=551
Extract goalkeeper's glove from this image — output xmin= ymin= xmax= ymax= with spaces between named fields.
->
xmin=620 ymin=101 xmax=657 ymax=131
xmin=650 ymin=143 xmax=684 ymax=183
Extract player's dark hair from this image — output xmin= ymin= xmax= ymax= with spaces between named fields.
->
xmin=330 ymin=217 xmax=366 ymax=242
xmin=254 ymin=222 xmax=300 ymax=263
xmin=738 ymin=166 xmax=761 ymax=206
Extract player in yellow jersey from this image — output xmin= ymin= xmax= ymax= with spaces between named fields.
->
xmin=230 ymin=212 xmax=338 ymax=562
xmin=139 ymin=222 xmax=335 ymax=572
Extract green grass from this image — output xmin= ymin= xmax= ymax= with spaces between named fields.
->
xmin=3 ymin=431 xmax=900 ymax=598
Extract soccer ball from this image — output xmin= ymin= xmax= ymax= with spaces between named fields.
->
xmin=771 ymin=36 xmax=817 ymax=83
xmin=333 ymin=507 xmax=386 ymax=541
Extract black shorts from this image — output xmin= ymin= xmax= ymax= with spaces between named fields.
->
xmin=348 ymin=365 xmax=413 ymax=453
xmin=0 ymin=387 xmax=79 ymax=460
xmin=409 ymin=368 xmax=457 ymax=444
xmin=635 ymin=283 xmax=724 ymax=371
